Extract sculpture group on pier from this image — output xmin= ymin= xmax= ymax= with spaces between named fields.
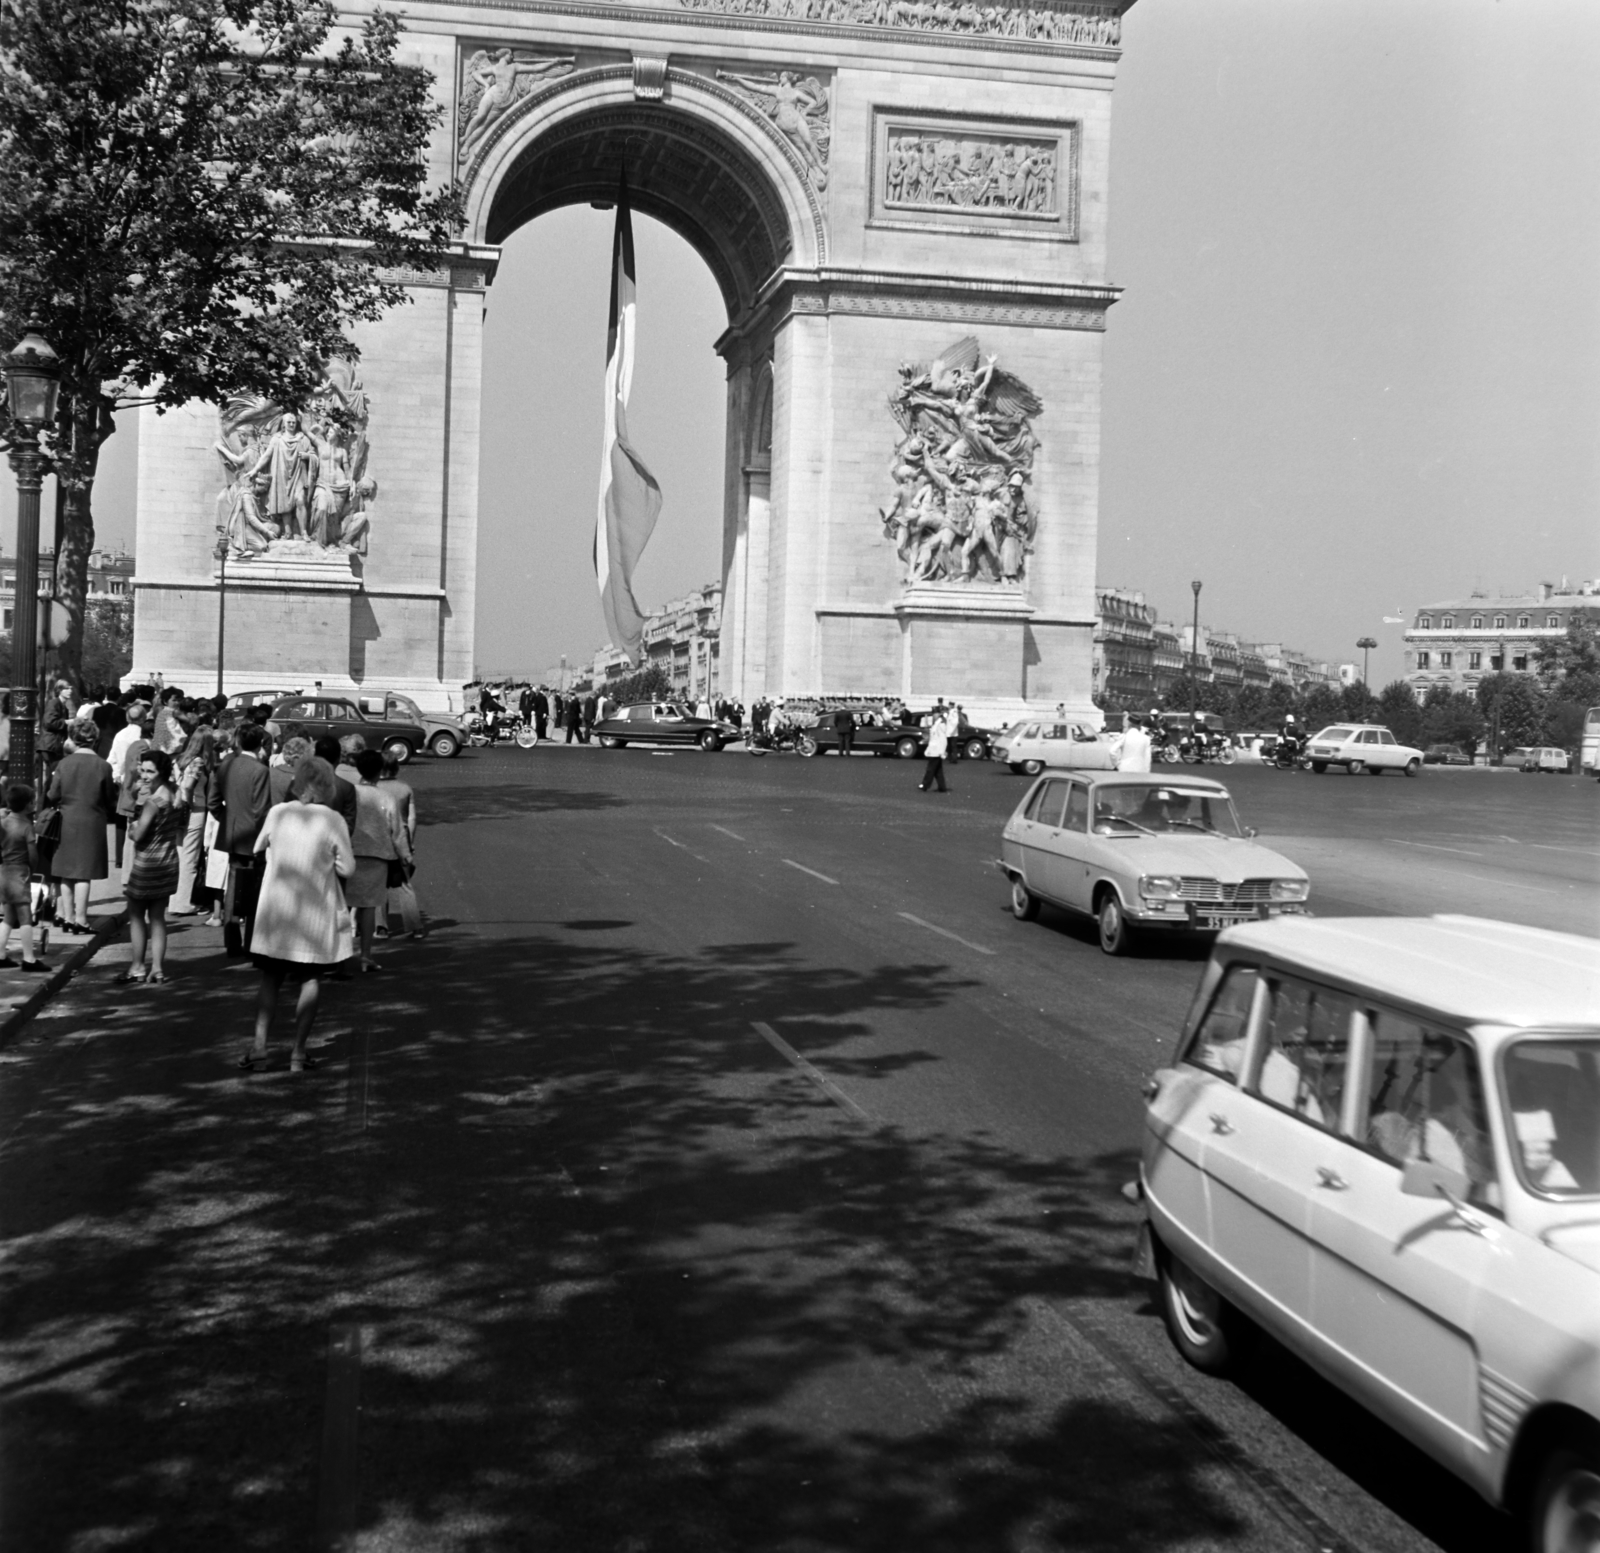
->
xmin=214 ymin=357 xmax=378 ymax=561
xmin=879 ymin=336 xmax=1043 ymax=586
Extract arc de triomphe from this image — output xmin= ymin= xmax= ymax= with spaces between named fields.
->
xmin=131 ymin=0 xmax=1131 ymax=717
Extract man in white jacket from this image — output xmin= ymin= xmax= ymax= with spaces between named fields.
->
xmin=1118 ymin=716 xmax=1154 ymax=773
xmin=919 ymin=701 xmax=958 ymax=793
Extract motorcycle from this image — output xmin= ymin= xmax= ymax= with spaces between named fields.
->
xmin=1162 ymin=730 xmax=1235 ymax=765
xmin=749 ymin=724 xmax=803 ymax=755
xmin=465 ymin=711 xmax=539 ymax=749
xmin=1265 ymin=733 xmax=1306 ymax=771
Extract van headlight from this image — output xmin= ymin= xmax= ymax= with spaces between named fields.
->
xmin=1139 ymin=875 xmax=1183 ymax=901
xmin=1270 ymin=878 xmax=1309 ymax=902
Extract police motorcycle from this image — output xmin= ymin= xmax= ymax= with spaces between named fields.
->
xmin=1264 ymin=718 xmax=1307 ymax=771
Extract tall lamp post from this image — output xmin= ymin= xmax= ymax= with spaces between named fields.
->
xmin=1356 ymin=635 xmax=1378 ymax=686
xmin=3 ymin=327 xmax=61 ymax=787
xmin=214 ymin=533 xmax=229 ymax=697
xmin=1189 ymin=579 xmax=1202 ymax=727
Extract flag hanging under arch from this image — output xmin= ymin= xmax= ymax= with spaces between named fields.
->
xmin=594 ymin=170 xmax=663 ymax=665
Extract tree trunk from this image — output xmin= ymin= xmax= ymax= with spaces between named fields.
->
xmin=52 ymin=396 xmax=114 ymax=692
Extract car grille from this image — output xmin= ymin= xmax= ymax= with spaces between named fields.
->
xmin=1177 ymin=877 xmax=1275 ymax=904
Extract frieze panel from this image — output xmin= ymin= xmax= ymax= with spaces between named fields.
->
xmin=457 ymin=46 xmax=576 ymax=164
xmin=677 ymin=0 xmax=1121 ymax=47
xmin=713 ymin=68 xmax=831 ymax=190
xmin=872 ymin=111 xmax=1077 ymax=237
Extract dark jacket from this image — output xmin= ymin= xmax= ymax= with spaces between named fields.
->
xmin=38 ymin=694 xmax=69 ymax=758
xmin=212 ymin=751 xmax=272 ymax=856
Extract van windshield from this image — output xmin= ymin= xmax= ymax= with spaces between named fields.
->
xmin=1503 ymin=1037 xmax=1600 ymax=1198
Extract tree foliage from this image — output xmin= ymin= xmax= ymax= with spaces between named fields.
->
xmin=0 ymin=0 xmax=458 ymax=682
xmin=603 ymin=663 xmax=674 ymax=705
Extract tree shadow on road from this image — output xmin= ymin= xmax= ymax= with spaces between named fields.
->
xmin=0 ymin=932 xmax=1284 ymax=1551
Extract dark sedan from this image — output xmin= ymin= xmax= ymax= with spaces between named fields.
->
xmin=1423 ymin=743 xmax=1472 ymax=765
xmin=796 ymin=713 xmax=992 ymax=760
xmin=265 ymin=695 xmax=427 ymax=763
xmin=593 ymin=702 xmax=740 ymax=751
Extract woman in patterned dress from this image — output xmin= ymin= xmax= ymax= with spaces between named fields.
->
xmin=123 ymin=749 xmax=180 ymax=984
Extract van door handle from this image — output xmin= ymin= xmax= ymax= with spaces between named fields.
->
xmin=1316 ymin=1167 xmax=1348 ymax=1191
xmin=1208 ymin=1113 xmax=1234 ymax=1135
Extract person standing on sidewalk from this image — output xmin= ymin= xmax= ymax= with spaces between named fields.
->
xmin=0 ymin=783 xmax=47 ymax=973
xmin=240 ymin=757 xmax=355 ymax=1073
xmin=919 ymin=702 xmax=957 ymax=793
xmin=377 ymin=750 xmax=425 ymax=939
xmin=122 ymin=750 xmax=180 ymax=985
xmin=213 ymin=724 xmax=272 ymax=954
xmin=348 ymin=748 xmax=411 ymax=972
xmin=47 ymin=719 xmax=116 ymax=934
xmin=171 ymin=727 xmax=218 ymax=917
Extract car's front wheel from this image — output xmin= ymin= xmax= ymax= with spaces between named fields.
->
xmin=1157 ymin=1243 xmax=1250 ymax=1376
xmin=383 ymin=739 xmax=413 ymax=765
xmin=1010 ymin=879 xmax=1040 ymax=921
xmin=963 ymin=737 xmax=987 ymax=760
xmin=896 ymin=736 xmax=921 ymax=760
xmin=1527 ymin=1421 xmax=1600 ymax=1553
xmin=698 ymin=731 xmax=722 ymax=752
xmin=1020 ymin=758 xmax=1044 ymax=777
xmin=1097 ymin=890 xmax=1134 ymax=956
xmin=598 ymin=735 xmax=623 ymax=749
xmin=429 ymin=731 xmax=460 ymax=759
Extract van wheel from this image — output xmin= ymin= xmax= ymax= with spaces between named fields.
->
xmin=1157 ymin=1242 xmax=1251 ymax=1376
xmin=1097 ymin=891 xmax=1134 ymax=956
xmin=1010 ymin=879 xmax=1040 ymax=921
xmin=1347 ymin=759 xmax=1365 ymax=775
xmin=1526 ymin=1421 xmax=1600 ymax=1553
xmin=1021 ymin=758 xmax=1044 ymax=776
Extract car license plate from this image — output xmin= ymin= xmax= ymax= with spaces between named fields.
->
xmin=1197 ymin=909 xmax=1255 ymax=930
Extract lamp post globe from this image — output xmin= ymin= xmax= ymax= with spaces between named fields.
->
xmin=1356 ymin=635 xmax=1379 ymax=686
xmin=3 ymin=326 xmax=62 ymax=787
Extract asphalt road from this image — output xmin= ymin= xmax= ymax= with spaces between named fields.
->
xmin=1 ymin=746 xmax=1594 ymax=1553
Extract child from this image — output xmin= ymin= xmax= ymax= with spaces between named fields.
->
xmin=0 ymin=783 xmax=47 ymax=972
xmin=124 ymin=749 xmax=180 ymax=985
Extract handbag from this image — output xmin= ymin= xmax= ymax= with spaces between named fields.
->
xmin=204 ymin=845 xmax=230 ymax=891
xmin=34 ymin=805 xmax=62 ymax=858
xmin=386 ymin=857 xmax=412 ymax=888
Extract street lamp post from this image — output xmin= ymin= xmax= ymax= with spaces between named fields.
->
xmin=215 ymin=534 xmax=229 ymax=697
xmin=1356 ymin=635 xmax=1378 ymax=686
xmin=3 ymin=327 xmax=62 ymax=788
xmin=1189 ymin=579 xmax=1202 ymax=727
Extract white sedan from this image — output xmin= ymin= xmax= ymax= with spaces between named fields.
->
xmin=997 ymin=771 xmax=1309 ymax=954
xmin=1137 ymin=915 xmax=1600 ymax=1553
xmin=993 ymin=720 xmax=1119 ymax=776
xmin=1305 ymin=723 xmax=1424 ymax=776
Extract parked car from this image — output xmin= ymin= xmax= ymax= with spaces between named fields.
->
xmin=1424 ymin=743 xmax=1472 ymax=766
xmin=994 ymin=720 xmax=1119 ymax=776
xmin=1136 ymin=914 xmax=1600 ymax=1553
xmin=1521 ymin=747 xmax=1571 ymax=775
xmin=797 ymin=712 xmax=924 ymax=760
xmin=265 ymin=694 xmax=427 ymax=763
xmin=225 ymin=688 xmax=299 ymax=714
xmin=592 ymin=702 xmax=740 ymax=751
xmin=996 ymin=771 xmax=1309 ymax=955
xmin=1304 ymin=723 xmax=1425 ymax=776
xmin=356 ymin=690 xmax=467 ymax=758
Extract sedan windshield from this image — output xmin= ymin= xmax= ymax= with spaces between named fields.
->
xmin=1093 ymin=783 xmax=1246 ymax=837
xmin=1503 ymin=1037 xmax=1600 ymax=1197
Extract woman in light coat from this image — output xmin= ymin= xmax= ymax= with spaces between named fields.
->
xmin=239 ymin=757 xmax=354 ymax=1073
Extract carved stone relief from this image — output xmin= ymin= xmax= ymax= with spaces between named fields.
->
xmin=878 ymin=337 xmax=1043 ymax=586
xmin=679 ymin=0 xmax=1120 ymax=47
xmin=214 ymin=357 xmax=378 ymax=561
xmin=885 ymin=130 xmax=1056 ymax=216
xmin=458 ymin=48 xmax=576 ymax=163
xmin=714 ymin=69 xmax=830 ymax=189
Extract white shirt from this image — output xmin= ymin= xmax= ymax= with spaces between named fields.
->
xmin=1118 ymin=725 xmax=1153 ymax=773
xmin=925 ymin=710 xmax=957 ymax=759
xmin=108 ymin=723 xmax=143 ymax=785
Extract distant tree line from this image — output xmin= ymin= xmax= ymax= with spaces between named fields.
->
xmin=1096 ymin=614 xmax=1600 ymax=758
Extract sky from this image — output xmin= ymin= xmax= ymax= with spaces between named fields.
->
xmin=10 ymin=0 xmax=1597 ymax=691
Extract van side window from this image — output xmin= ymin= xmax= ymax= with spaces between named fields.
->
xmin=1366 ymin=1016 xmax=1496 ymax=1205
xmin=1179 ymin=964 xmax=1258 ymax=1084
xmin=1251 ymin=977 xmax=1354 ymax=1130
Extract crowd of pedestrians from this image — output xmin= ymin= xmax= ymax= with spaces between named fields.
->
xmin=0 ymin=681 xmax=426 ymax=1070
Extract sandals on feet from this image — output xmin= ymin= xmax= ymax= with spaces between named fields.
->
xmin=115 ymin=970 xmax=149 ymax=986
xmin=237 ymin=1049 xmax=267 ymax=1070
xmin=289 ymin=1055 xmax=321 ymax=1073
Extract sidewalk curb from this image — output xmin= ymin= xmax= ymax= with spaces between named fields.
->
xmin=0 ymin=911 xmax=126 ymax=1051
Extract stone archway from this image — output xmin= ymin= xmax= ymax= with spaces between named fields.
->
xmin=130 ymin=4 xmax=1130 ymax=720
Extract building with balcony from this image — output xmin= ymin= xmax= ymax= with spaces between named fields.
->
xmin=0 ymin=545 xmax=135 ymax=633
xmin=1091 ymin=588 xmax=1157 ymax=704
xmin=1403 ymin=580 xmax=1600 ymax=694
xmin=552 ymin=582 xmax=724 ymax=703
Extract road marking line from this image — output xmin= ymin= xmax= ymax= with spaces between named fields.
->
xmin=709 ymin=824 xmax=746 ymax=842
xmin=654 ymin=829 xmax=710 ymax=862
xmin=898 ymin=911 xmax=997 ymax=956
xmin=313 ymin=1322 xmax=364 ymax=1552
xmin=782 ymin=859 xmax=838 ymax=885
xmin=1531 ymin=842 xmax=1600 ymax=856
xmin=752 ymin=1022 xmax=872 ymax=1124
xmin=1390 ymin=839 xmax=1482 ymax=857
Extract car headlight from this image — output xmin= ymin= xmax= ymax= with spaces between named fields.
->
xmin=1270 ymin=878 xmax=1309 ymax=902
xmin=1139 ymin=875 xmax=1183 ymax=901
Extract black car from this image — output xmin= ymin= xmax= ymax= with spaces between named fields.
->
xmin=796 ymin=712 xmax=991 ymax=760
xmin=592 ymin=702 xmax=739 ymax=751
xmin=265 ymin=695 xmax=427 ymax=763
xmin=1423 ymin=743 xmax=1472 ymax=766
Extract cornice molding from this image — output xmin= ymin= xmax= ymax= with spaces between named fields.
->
xmin=757 ymin=265 xmax=1119 ymax=330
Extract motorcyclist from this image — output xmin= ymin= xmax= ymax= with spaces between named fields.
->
xmin=1276 ymin=713 xmax=1302 ymax=764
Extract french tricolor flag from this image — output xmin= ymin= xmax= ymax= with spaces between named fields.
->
xmin=594 ymin=168 xmax=662 ymax=664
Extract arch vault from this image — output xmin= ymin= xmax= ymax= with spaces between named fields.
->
xmin=131 ymin=1 xmax=1132 ymax=718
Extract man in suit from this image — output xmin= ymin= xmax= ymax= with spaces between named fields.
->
xmin=213 ymin=723 xmax=273 ymax=951
xmin=563 ymin=695 xmax=582 ymax=744
xmin=531 ymin=686 xmax=549 ymax=740
xmin=581 ymin=692 xmax=598 ymax=744
xmin=833 ymin=704 xmax=856 ymax=756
